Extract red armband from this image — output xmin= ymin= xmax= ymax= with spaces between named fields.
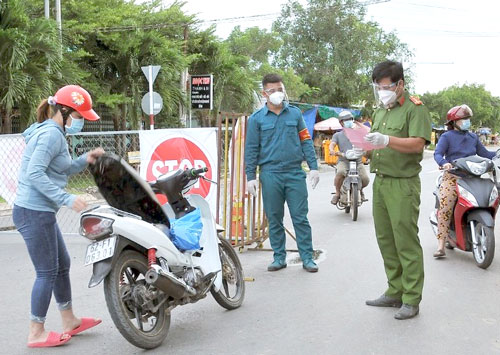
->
xmin=299 ymin=128 xmax=311 ymax=142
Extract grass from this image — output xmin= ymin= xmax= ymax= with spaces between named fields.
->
xmin=66 ymin=173 xmax=96 ymax=194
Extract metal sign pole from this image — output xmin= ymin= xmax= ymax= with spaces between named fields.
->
xmin=148 ymin=66 xmax=154 ymax=130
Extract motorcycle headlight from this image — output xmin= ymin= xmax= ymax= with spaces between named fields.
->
xmin=466 ymin=161 xmax=489 ymax=176
xmin=489 ymin=185 xmax=498 ymax=206
xmin=457 ymin=185 xmax=478 ymax=207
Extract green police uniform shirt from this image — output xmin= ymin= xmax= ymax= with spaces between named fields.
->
xmin=370 ymin=91 xmax=432 ymax=178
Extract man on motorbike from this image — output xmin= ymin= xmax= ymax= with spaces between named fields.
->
xmin=433 ymin=104 xmax=497 ymax=257
xmin=329 ymin=111 xmax=369 ymax=204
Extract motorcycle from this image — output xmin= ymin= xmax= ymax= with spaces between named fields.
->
xmin=79 ymin=154 xmax=245 ymax=349
xmin=429 ymin=155 xmax=500 ymax=269
xmin=334 ymin=149 xmax=365 ymax=221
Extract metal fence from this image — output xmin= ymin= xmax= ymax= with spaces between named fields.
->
xmin=0 ymin=119 xmax=270 ymax=248
xmin=0 ymin=131 xmax=140 ymax=233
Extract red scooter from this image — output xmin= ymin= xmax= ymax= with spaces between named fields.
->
xmin=430 ymin=155 xmax=500 ymax=269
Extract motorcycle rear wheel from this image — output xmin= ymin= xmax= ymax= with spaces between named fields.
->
xmin=104 ymin=250 xmax=171 ymax=349
xmin=351 ymin=184 xmax=358 ymax=221
xmin=471 ymin=221 xmax=495 ymax=269
xmin=210 ymin=237 xmax=245 ymax=310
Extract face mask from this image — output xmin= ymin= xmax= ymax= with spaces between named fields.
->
xmin=343 ymin=120 xmax=354 ymax=129
xmin=65 ymin=114 xmax=84 ymax=134
xmin=458 ymin=119 xmax=471 ymax=131
xmin=378 ymin=90 xmax=397 ymax=108
xmin=269 ymin=91 xmax=285 ymax=106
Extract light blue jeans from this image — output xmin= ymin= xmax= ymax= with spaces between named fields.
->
xmin=13 ymin=205 xmax=73 ymax=323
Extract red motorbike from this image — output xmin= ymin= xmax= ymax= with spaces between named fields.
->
xmin=430 ymin=155 xmax=500 ymax=269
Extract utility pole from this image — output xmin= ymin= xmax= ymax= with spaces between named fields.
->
xmin=55 ymin=0 xmax=62 ymax=41
xmin=44 ymin=0 xmax=50 ymax=19
xmin=179 ymin=25 xmax=189 ymax=127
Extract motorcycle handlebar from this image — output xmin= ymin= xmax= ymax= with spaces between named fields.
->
xmin=189 ymin=167 xmax=208 ymax=178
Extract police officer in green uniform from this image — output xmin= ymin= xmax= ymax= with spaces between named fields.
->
xmin=245 ymin=74 xmax=320 ymax=273
xmin=364 ymin=61 xmax=431 ymax=320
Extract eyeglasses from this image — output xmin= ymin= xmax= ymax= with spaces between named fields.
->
xmin=372 ymin=81 xmax=399 ymax=91
xmin=264 ymin=88 xmax=284 ymax=95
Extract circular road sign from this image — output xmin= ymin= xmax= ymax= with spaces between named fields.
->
xmin=141 ymin=92 xmax=163 ymax=115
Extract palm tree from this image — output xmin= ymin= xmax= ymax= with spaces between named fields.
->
xmin=0 ymin=0 xmax=74 ymax=133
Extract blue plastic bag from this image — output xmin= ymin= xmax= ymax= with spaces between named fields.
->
xmin=169 ymin=208 xmax=203 ymax=251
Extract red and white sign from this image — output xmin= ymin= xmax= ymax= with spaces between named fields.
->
xmin=139 ymin=128 xmax=217 ymax=210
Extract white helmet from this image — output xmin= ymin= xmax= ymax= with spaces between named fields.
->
xmin=338 ymin=111 xmax=354 ymax=121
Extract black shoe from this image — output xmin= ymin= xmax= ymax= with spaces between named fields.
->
xmin=394 ymin=304 xmax=419 ymax=320
xmin=365 ymin=294 xmax=402 ymax=308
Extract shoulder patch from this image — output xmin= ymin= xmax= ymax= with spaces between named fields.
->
xmin=409 ymin=96 xmax=423 ymax=105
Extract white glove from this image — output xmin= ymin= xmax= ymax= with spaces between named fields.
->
xmin=309 ymin=170 xmax=320 ymax=189
xmin=364 ymin=132 xmax=389 ymax=147
xmin=247 ymin=180 xmax=258 ymax=197
xmin=353 ymin=147 xmax=365 ymax=158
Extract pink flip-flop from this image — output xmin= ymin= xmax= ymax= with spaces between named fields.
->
xmin=28 ymin=331 xmax=71 ymax=348
xmin=66 ymin=317 xmax=102 ymax=336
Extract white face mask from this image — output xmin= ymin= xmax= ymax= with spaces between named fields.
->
xmin=378 ymin=90 xmax=397 ymax=108
xmin=269 ymin=91 xmax=285 ymax=106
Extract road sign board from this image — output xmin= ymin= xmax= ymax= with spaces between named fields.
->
xmin=141 ymin=65 xmax=161 ymax=84
xmin=190 ymin=74 xmax=213 ymax=110
xmin=141 ymin=92 xmax=163 ymax=115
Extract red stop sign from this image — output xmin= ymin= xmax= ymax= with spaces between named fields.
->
xmin=146 ymin=137 xmax=213 ymax=205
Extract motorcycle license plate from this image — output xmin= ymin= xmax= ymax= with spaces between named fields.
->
xmin=84 ymin=236 xmax=117 ymax=266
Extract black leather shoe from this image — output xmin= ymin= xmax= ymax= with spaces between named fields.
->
xmin=394 ymin=304 xmax=419 ymax=320
xmin=365 ymin=294 xmax=402 ymax=308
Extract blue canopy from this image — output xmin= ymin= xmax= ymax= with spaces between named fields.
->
xmin=302 ymin=107 xmax=318 ymax=137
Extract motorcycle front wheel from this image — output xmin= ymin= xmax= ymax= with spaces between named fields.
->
xmin=104 ymin=250 xmax=171 ymax=349
xmin=471 ymin=221 xmax=495 ymax=269
xmin=351 ymin=184 xmax=358 ymax=221
xmin=210 ymin=237 xmax=245 ymax=310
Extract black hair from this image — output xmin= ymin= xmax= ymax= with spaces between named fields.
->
xmin=372 ymin=60 xmax=404 ymax=83
xmin=262 ymin=73 xmax=283 ymax=87
xmin=56 ymin=104 xmax=74 ymax=130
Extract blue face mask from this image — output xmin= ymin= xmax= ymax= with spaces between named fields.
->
xmin=65 ymin=114 xmax=84 ymax=134
xmin=458 ymin=119 xmax=471 ymax=131
xmin=343 ymin=120 xmax=354 ymax=129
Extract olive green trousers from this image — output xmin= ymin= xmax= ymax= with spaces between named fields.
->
xmin=372 ymin=175 xmax=424 ymax=306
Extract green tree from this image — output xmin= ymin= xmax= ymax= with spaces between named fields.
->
xmin=422 ymin=84 xmax=500 ymax=130
xmin=225 ymin=27 xmax=314 ymax=103
xmin=0 ymin=0 xmax=81 ymax=133
xmin=273 ymin=0 xmax=412 ymax=108
xmin=61 ymin=0 xmax=191 ymax=130
xmin=188 ymin=27 xmax=258 ymax=125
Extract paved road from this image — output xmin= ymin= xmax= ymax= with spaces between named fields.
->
xmin=2 ymin=152 xmax=500 ymax=354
